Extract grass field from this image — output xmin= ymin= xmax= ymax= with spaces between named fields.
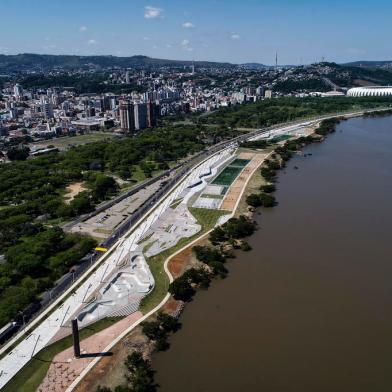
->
xmin=2 ymin=317 xmax=122 ymax=392
xmin=269 ymin=134 xmax=292 ymax=143
xmin=200 ymin=194 xmax=224 ymax=199
xmin=30 ymin=132 xmax=117 ymax=150
xmin=129 ymin=165 xmax=166 ymax=184
xmin=169 ymin=198 xmax=183 ymax=209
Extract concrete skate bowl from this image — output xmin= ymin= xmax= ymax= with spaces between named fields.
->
xmin=187 ymin=167 xmax=212 ymax=189
xmin=77 ymin=257 xmax=154 ymax=327
xmin=129 ymin=254 xmax=154 ymax=291
xmin=77 ymin=300 xmax=116 ymax=325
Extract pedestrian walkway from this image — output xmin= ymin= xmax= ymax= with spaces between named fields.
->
xmin=38 ymin=312 xmax=142 ymax=392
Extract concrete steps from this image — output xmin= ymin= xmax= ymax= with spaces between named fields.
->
xmin=108 ymin=300 xmax=141 ymax=317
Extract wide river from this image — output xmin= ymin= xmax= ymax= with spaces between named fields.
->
xmin=153 ymin=116 xmax=392 ymax=392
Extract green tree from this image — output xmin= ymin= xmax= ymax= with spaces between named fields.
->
xmin=246 ymin=194 xmax=262 ymax=208
xmin=168 ymin=277 xmax=195 ymax=302
xmin=193 ymin=245 xmax=226 ymax=264
xmin=70 ymin=192 xmax=94 ymax=215
xmin=260 ymin=184 xmax=276 ymax=193
xmin=90 ymin=175 xmax=118 ymax=201
xmin=125 ymin=352 xmax=158 ymax=392
xmin=259 ymin=193 xmax=276 ymax=207
xmin=156 ymin=313 xmax=181 ymax=333
xmin=7 ymin=146 xmax=30 ymax=161
xmin=209 ymin=226 xmax=226 ymax=245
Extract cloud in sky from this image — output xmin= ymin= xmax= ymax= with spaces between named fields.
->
xmin=79 ymin=26 xmax=87 ymax=32
xmin=182 ymin=21 xmax=194 ymax=28
xmin=144 ymin=6 xmax=164 ymax=19
xmin=346 ymin=47 xmax=366 ymax=55
xmin=87 ymin=39 xmax=97 ymax=45
xmin=43 ymin=44 xmax=57 ymax=51
xmin=231 ymin=33 xmax=240 ymax=40
xmin=181 ymin=39 xmax=193 ymax=52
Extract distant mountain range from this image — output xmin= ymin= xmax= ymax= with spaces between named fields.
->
xmin=244 ymin=61 xmax=392 ymax=69
xmin=240 ymin=62 xmax=297 ymax=69
xmin=0 ymin=53 xmax=235 ymax=73
xmin=240 ymin=63 xmax=270 ymax=70
xmin=2 ymin=53 xmax=392 ymax=74
xmin=343 ymin=60 xmax=392 ymax=68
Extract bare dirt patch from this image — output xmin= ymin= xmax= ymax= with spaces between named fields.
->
xmin=64 ymin=182 xmax=86 ymax=204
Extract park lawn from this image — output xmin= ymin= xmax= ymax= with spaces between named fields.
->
xmin=2 ymin=317 xmax=123 ymax=392
xmin=169 ymin=198 xmax=183 ymax=209
xmin=130 ymin=165 xmax=148 ymax=183
xmin=269 ymin=134 xmax=292 ymax=143
xmin=188 ymin=207 xmax=230 ymax=229
xmin=130 ymin=165 xmax=165 ymax=184
xmin=140 ymin=207 xmax=230 ymax=313
xmin=200 ymin=194 xmax=224 ymax=199
xmin=31 ymin=132 xmax=116 ymax=150
xmin=43 ymin=216 xmax=70 ymax=227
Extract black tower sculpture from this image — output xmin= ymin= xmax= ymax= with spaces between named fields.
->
xmin=72 ymin=318 xmax=81 ymax=358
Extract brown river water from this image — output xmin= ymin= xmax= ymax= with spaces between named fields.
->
xmin=153 ymin=116 xmax=392 ymax=392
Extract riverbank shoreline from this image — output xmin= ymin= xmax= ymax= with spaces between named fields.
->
xmin=8 ymin=107 xmax=390 ymax=392
xmin=70 ymin=108 xmax=388 ymax=391
xmin=151 ymin=112 xmax=392 ymax=392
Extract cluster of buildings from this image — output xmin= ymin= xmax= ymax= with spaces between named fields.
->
xmin=0 ymin=66 xmax=277 ymax=146
xmin=0 ymin=81 xmax=163 ymax=149
xmin=0 ymin=61 xmax=359 ymax=155
xmin=119 ymin=99 xmax=158 ymax=132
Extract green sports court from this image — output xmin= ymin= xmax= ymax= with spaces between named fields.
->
xmin=212 ymin=158 xmax=250 ymax=187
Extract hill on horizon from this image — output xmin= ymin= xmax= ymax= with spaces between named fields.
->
xmin=0 ymin=53 xmax=235 ymax=73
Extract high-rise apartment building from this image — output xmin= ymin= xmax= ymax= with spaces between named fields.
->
xmin=256 ymin=86 xmax=264 ymax=96
xmin=119 ymin=99 xmax=135 ymax=132
xmin=146 ymin=101 xmax=157 ymax=128
xmin=13 ymin=84 xmax=23 ymax=99
xmin=134 ymin=103 xmax=147 ymax=131
xmin=41 ymin=101 xmax=54 ymax=119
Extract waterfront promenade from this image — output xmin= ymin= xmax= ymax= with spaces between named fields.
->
xmin=0 ymin=109 xmax=384 ymax=390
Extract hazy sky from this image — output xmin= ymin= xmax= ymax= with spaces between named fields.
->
xmin=0 ymin=0 xmax=390 ymax=64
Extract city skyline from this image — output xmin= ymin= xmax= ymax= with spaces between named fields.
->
xmin=1 ymin=0 xmax=391 ymax=65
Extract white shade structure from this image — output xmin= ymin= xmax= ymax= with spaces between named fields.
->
xmin=347 ymin=86 xmax=392 ymax=97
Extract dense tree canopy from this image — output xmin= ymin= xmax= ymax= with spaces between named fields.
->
xmin=0 ymin=123 xmax=239 ymax=327
xmin=0 ymin=227 xmax=96 ymax=327
xmin=201 ymin=96 xmax=392 ymax=128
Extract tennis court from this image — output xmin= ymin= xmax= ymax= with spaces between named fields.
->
xmin=212 ymin=159 xmax=250 ymax=187
xmin=230 ymin=159 xmax=251 ymax=168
